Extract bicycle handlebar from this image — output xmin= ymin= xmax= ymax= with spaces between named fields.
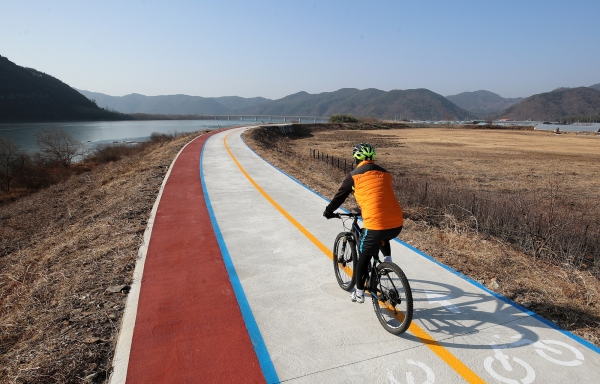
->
xmin=334 ymin=212 xmax=360 ymax=219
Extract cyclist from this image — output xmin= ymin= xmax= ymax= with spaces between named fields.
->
xmin=323 ymin=143 xmax=404 ymax=303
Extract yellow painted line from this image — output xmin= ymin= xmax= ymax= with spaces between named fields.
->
xmin=222 ymin=131 xmax=486 ymax=384
xmin=223 ymin=132 xmax=332 ymax=258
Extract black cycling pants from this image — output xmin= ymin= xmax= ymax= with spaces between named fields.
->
xmin=356 ymin=226 xmax=403 ymax=291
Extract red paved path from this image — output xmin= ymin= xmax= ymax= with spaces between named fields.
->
xmin=126 ymin=130 xmax=265 ymax=383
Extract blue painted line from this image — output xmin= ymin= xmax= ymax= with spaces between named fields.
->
xmin=200 ymin=136 xmax=280 ymax=383
xmin=240 ymin=127 xmax=600 ymax=355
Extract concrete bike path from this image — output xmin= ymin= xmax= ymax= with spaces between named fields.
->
xmin=113 ymin=129 xmax=265 ymax=383
xmin=202 ymin=127 xmax=600 ymax=383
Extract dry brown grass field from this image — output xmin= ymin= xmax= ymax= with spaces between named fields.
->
xmin=243 ymin=124 xmax=600 ymax=348
xmin=0 ymin=132 xmax=208 ymax=383
xmin=297 ymin=127 xmax=600 ymax=203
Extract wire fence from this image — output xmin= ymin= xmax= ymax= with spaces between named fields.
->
xmin=309 ymin=148 xmax=354 ymax=174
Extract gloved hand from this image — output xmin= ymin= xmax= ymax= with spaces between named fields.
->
xmin=323 ymin=210 xmax=336 ymax=219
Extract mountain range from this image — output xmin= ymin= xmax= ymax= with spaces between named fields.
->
xmin=82 ymin=87 xmax=599 ymax=121
xmin=2 ymin=54 xmax=598 ymax=123
xmin=0 ymin=55 xmax=126 ymax=122
xmin=78 ymin=89 xmax=269 ymax=115
xmin=498 ymin=86 xmax=600 ymax=121
xmin=78 ymin=87 xmax=476 ymax=120
xmin=445 ymin=90 xmax=524 ymax=116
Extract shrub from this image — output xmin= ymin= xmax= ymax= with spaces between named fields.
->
xmin=329 ymin=114 xmax=359 ymax=123
xmin=87 ymin=143 xmax=142 ymax=164
xmin=393 ymin=176 xmax=600 ymax=269
xmin=35 ymin=128 xmax=85 ymax=168
xmin=0 ymin=137 xmax=23 ymax=192
xmin=149 ymin=131 xmax=182 ymax=144
xmin=15 ymin=154 xmax=67 ymax=190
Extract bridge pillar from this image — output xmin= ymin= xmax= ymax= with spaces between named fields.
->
xmin=228 ymin=116 xmax=230 ymax=120
xmin=255 ymin=117 xmax=257 ymax=121
xmin=284 ymin=117 xmax=286 ymax=122
xmin=241 ymin=116 xmax=243 ymax=120
xmin=299 ymin=118 xmax=301 ymax=123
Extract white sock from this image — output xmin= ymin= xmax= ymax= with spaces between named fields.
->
xmin=356 ymin=289 xmax=364 ymax=297
xmin=384 ymin=256 xmax=392 ymax=263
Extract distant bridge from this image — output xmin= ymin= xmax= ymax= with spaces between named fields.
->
xmin=195 ymin=115 xmax=329 ymax=123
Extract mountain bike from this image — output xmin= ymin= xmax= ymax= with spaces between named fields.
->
xmin=332 ymin=212 xmax=413 ymax=335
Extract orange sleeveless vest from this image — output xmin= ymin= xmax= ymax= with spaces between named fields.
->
xmin=352 ymin=161 xmax=404 ymax=230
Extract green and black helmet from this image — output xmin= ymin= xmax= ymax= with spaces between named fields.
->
xmin=352 ymin=142 xmax=376 ymax=161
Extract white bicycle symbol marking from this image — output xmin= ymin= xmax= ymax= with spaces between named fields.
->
xmin=484 ymin=344 xmax=535 ymax=384
xmin=503 ymin=334 xmax=585 ymax=366
xmin=533 ymin=339 xmax=584 ymax=366
xmin=388 ymin=359 xmax=435 ymax=384
xmin=483 ymin=334 xmax=585 ymax=383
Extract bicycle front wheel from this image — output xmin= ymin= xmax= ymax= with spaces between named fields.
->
xmin=371 ymin=262 xmax=413 ymax=335
xmin=332 ymin=232 xmax=357 ymax=291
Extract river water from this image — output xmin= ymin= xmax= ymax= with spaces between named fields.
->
xmin=534 ymin=123 xmax=600 ymax=132
xmin=0 ymin=119 xmax=280 ymax=152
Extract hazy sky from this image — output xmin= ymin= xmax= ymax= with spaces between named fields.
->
xmin=2 ymin=0 xmax=599 ymax=99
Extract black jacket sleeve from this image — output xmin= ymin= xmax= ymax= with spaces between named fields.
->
xmin=325 ymin=173 xmax=354 ymax=212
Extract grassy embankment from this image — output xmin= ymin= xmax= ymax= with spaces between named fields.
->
xmin=243 ymin=123 xmax=600 ymax=347
xmin=0 ymin=131 xmax=208 ymax=383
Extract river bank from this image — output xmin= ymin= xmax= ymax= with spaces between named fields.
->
xmin=0 ymin=131 xmax=206 ymax=382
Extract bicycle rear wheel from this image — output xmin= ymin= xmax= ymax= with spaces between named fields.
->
xmin=332 ymin=232 xmax=357 ymax=291
xmin=371 ymin=262 xmax=413 ymax=335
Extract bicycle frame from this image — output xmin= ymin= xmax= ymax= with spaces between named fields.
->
xmin=337 ymin=213 xmax=382 ymax=291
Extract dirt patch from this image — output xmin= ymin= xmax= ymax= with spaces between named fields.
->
xmin=0 ymin=131 xmax=207 ymax=383
xmin=242 ymin=124 xmax=600 ymax=347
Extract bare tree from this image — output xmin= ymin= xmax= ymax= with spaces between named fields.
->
xmin=35 ymin=128 xmax=85 ymax=168
xmin=0 ymin=137 xmax=23 ymax=192
xmin=443 ymin=113 xmax=455 ymax=127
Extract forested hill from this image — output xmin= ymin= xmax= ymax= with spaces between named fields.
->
xmin=0 ymin=55 xmax=128 ymax=122
xmin=497 ymin=87 xmax=600 ymax=121
xmin=445 ymin=90 xmax=523 ymax=117
xmin=77 ymin=89 xmax=271 ymax=115
xmin=84 ymin=87 xmax=476 ymax=120
xmin=236 ymin=88 xmax=476 ymax=120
